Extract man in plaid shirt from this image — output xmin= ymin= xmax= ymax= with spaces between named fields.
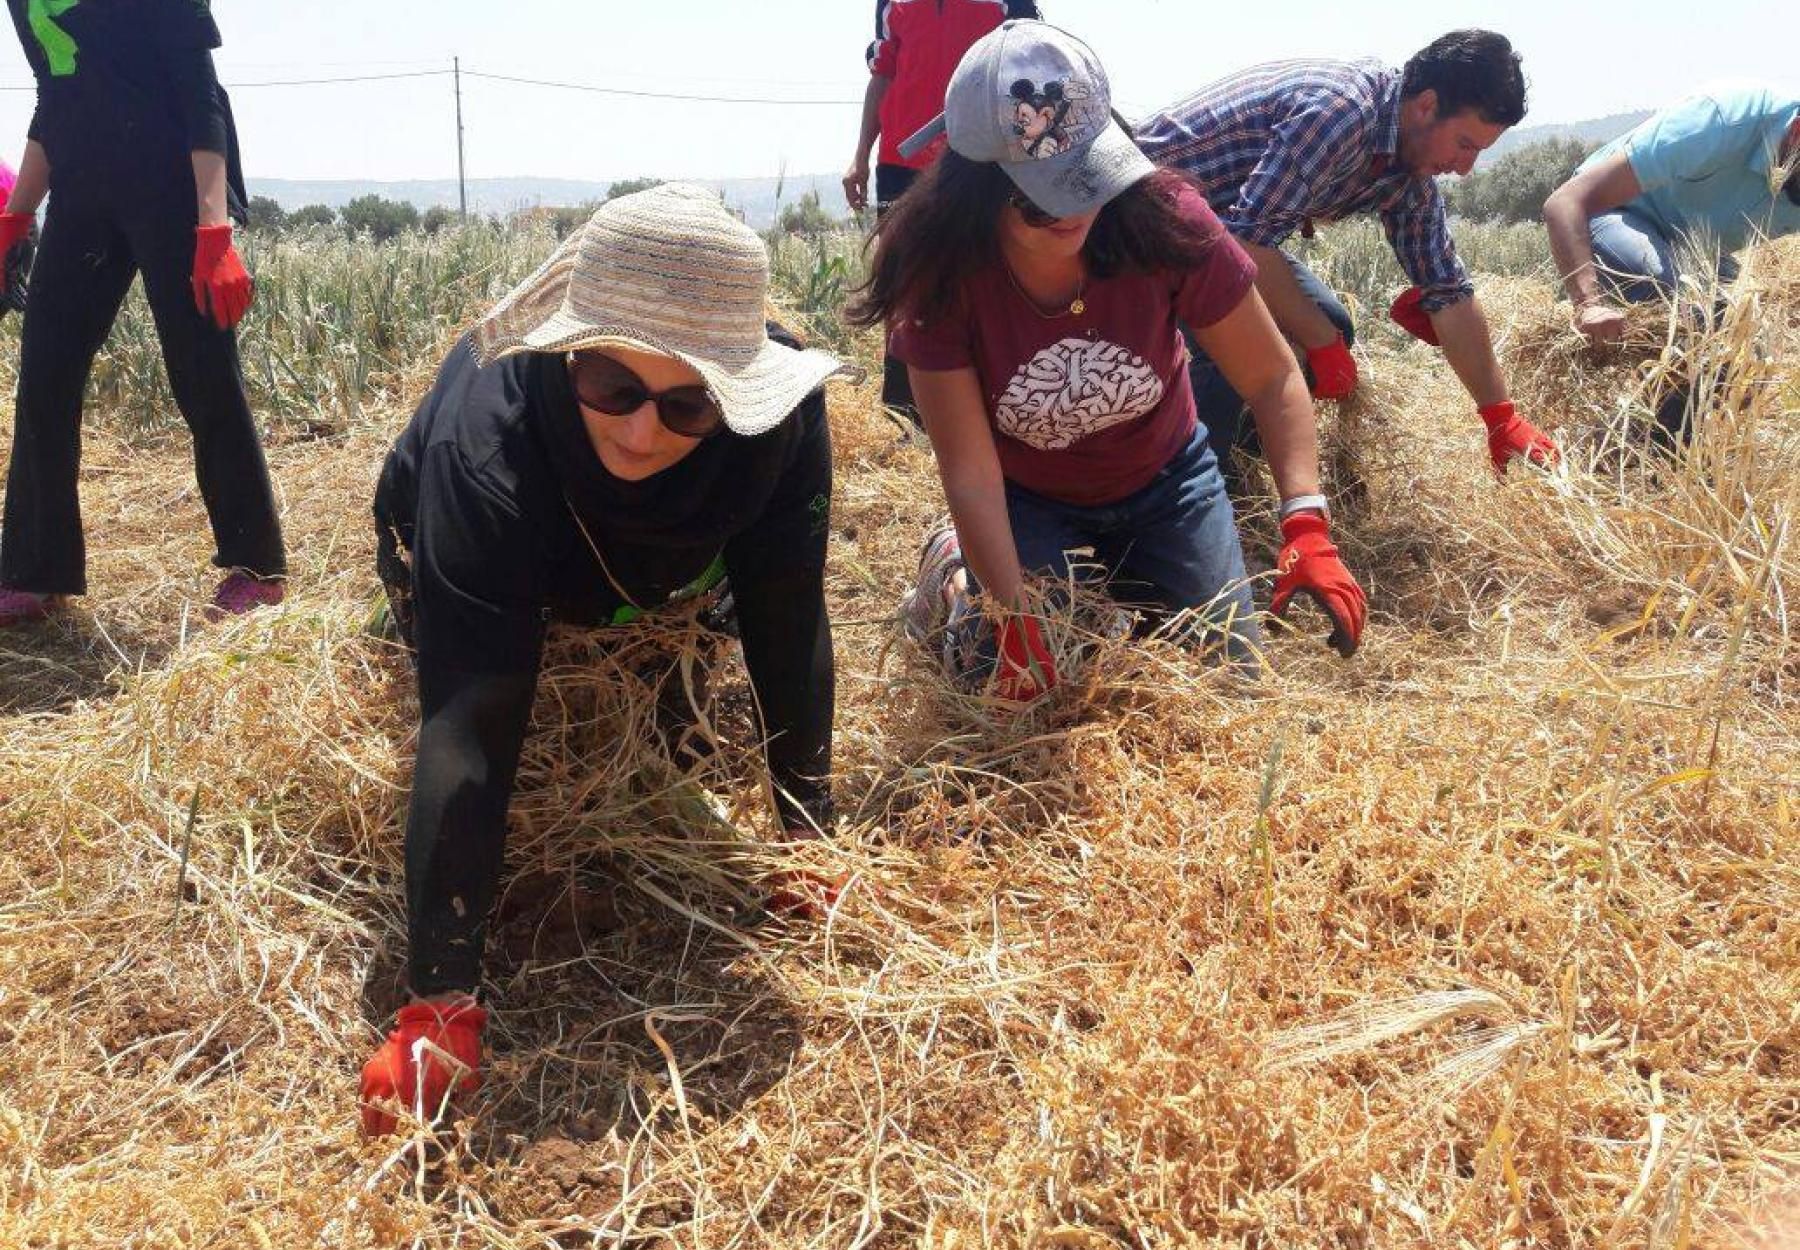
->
xmin=1138 ymin=29 xmax=1559 ymax=481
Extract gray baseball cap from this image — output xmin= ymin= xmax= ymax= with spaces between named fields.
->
xmin=897 ymin=20 xmax=1154 ymax=219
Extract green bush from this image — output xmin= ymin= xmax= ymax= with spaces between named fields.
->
xmin=339 ymin=194 xmax=421 ymax=243
xmin=603 ymin=177 xmax=664 ymax=203
xmin=287 ymin=204 xmax=336 ymax=229
xmin=246 ymin=195 xmax=287 ymax=233
xmin=1449 ymin=137 xmax=1597 ymax=225
xmin=776 ymin=190 xmax=843 ymax=238
xmin=548 ymin=201 xmax=601 ymax=239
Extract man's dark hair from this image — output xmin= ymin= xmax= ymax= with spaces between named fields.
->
xmin=1401 ymin=29 xmax=1527 ymax=127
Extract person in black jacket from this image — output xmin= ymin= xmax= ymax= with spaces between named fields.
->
xmin=359 ymin=182 xmax=856 ymax=1137
xmin=0 ymin=0 xmax=286 ymax=625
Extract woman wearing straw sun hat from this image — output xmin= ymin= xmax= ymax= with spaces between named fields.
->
xmin=361 ymin=182 xmax=855 ymax=1137
xmin=851 ymin=20 xmax=1367 ymax=697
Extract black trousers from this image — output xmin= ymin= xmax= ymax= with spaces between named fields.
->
xmin=0 ymin=179 xmax=285 ymax=594
xmin=875 ymin=162 xmax=920 ymax=418
xmin=1185 ymin=252 xmax=1354 ymax=483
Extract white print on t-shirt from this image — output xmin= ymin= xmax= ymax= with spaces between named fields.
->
xmin=994 ymin=337 xmax=1164 ymax=451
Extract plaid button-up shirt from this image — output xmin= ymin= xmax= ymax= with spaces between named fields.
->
xmin=1136 ymin=59 xmax=1475 ymax=311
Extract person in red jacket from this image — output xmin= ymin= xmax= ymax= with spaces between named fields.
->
xmin=0 ymin=0 xmax=285 ymax=628
xmin=844 ymin=0 xmax=1040 ymax=421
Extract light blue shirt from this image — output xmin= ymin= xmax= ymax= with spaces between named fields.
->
xmin=1583 ymin=84 xmax=1800 ymax=254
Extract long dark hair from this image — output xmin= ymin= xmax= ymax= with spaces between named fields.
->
xmin=847 ymin=151 xmax=1221 ymax=329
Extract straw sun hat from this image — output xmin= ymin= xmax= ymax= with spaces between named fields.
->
xmin=473 ymin=181 xmax=855 ymax=436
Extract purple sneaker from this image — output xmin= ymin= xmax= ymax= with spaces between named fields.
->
xmin=208 ymin=571 xmax=285 ymax=620
xmin=0 ymin=587 xmax=61 ymax=626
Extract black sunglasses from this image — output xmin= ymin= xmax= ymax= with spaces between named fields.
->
xmin=566 ymin=351 xmax=723 ymax=439
xmin=1007 ymin=188 xmax=1063 ymax=228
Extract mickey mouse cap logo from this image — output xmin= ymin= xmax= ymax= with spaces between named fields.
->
xmin=994 ymin=25 xmax=1106 ymax=166
xmin=900 ymin=19 xmax=1155 ymax=219
xmin=1007 ymin=77 xmax=1099 ymax=162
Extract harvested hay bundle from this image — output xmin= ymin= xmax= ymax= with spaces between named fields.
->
xmin=479 ymin=607 xmax=856 ymax=968
xmin=1488 ymin=273 xmax=1678 ymax=439
xmin=1317 ymin=347 xmax=1430 ymax=517
xmin=1477 ymin=241 xmax=1800 ymax=678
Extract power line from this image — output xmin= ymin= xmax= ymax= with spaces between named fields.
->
xmin=219 ymin=57 xmax=450 ymax=71
xmin=221 ymin=68 xmax=453 ymax=88
xmin=0 ymin=57 xmax=859 ymax=202
xmin=462 ymin=69 xmax=859 ymax=107
xmin=0 ymin=67 xmax=449 ymax=91
xmin=0 ymin=65 xmax=860 ymax=104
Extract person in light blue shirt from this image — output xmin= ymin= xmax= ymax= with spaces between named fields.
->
xmin=1543 ymin=84 xmax=1800 ymax=347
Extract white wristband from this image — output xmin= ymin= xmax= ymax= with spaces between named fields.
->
xmin=1279 ymin=493 xmax=1329 ymax=519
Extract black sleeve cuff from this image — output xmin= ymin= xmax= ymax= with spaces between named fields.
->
xmin=168 ymin=47 xmax=230 ymax=155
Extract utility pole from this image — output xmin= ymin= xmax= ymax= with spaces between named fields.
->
xmin=454 ymin=55 xmax=467 ymax=220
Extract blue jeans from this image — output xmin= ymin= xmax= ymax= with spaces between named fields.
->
xmin=1003 ymin=425 xmax=1260 ymax=659
xmin=1185 ymin=252 xmax=1353 ymax=483
xmin=1589 ymin=208 xmax=1738 ymax=303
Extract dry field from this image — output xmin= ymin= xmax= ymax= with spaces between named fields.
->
xmin=0 ymin=229 xmax=1795 ymax=1248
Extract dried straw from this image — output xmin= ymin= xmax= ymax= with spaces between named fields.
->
xmin=0 ymin=241 xmax=1796 ymax=1248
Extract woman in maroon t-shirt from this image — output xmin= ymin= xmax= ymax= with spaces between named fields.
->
xmin=851 ymin=20 xmax=1366 ymax=699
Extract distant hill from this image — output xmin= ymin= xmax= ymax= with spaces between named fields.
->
xmin=250 ymin=112 xmax=1657 ymax=223
xmin=248 ymin=175 xmax=852 ymax=230
xmin=1478 ymin=110 xmax=1652 ymax=165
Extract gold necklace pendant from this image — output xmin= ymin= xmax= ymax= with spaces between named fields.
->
xmin=1004 ymin=256 xmax=1087 ymax=319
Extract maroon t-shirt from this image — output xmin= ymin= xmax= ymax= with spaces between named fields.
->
xmin=890 ymin=185 xmax=1257 ymax=506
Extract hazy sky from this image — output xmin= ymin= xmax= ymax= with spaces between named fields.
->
xmin=0 ymin=0 xmax=1789 ymax=183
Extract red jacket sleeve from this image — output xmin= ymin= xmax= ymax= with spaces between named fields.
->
xmin=867 ymin=0 xmax=898 ymax=77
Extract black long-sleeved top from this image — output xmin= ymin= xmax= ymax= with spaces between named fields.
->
xmin=7 ymin=0 xmax=246 ymax=211
xmin=375 ymin=333 xmax=836 ymax=994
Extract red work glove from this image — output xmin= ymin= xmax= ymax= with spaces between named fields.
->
xmin=191 ymin=223 xmax=253 ymax=330
xmin=994 ymin=612 xmax=1057 ymax=704
xmin=766 ymin=867 xmax=843 ymax=920
xmin=1305 ymin=335 xmax=1358 ymax=400
xmin=359 ymin=996 xmax=487 ymax=1136
xmin=1270 ymin=511 xmax=1366 ymax=658
xmin=764 ymin=823 xmax=842 ymax=921
xmin=1388 ymin=287 xmax=1441 ymax=345
xmin=0 ymin=211 xmax=33 ymax=297
xmin=1478 ymin=401 xmax=1560 ymax=476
